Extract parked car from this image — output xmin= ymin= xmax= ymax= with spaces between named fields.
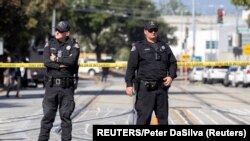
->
xmin=202 ymin=67 xmax=211 ymax=84
xmin=78 ymin=58 xmax=101 ymax=76
xmin=223 ymin=66 xmax=237 ymax=87
xmin=188 ymin=67 xmax=204 ymax=82
xmin=206 ymin=66 xmax=229 ymax=84
xmin=242 ymin=65 xmax=250 ymax=87
xmin=230 ymin=66 xmax=245 ymax=87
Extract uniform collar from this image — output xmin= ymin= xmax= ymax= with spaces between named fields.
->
xmin=57 ymin=37 xmax=69 ymax=43
xmin=142 ymin=38 xmax=161 ymax=46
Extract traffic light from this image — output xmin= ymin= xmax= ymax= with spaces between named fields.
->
xmin=217 ymin=8 xmax=224 ymax=24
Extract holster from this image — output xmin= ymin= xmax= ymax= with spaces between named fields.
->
xmin=140 ymin=79 xmax=170 ymax=91
xmin=61 ymin=78 xmax=66 ymax=88
xmin=73 ymin=77 xmax=78 ymax=89
xmin=47 ymin=76 xmax=53 ymax=87
xmin=61 ymin=78 xmax=74 ymax=88
xmin=143 ymin=81 xmax=158 ymax=91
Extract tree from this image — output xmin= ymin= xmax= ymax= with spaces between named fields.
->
xmin=231 ymin=0 xmax=250 ymax=27
xmin=0 ymin=0 xmax=177 ymax=62
xmin=231 ymin=0 xmax=250 ymax=7
xmin=0 ymin=0 xmax=30 ymax=58
xmin=0 ymin=0 xmax=69 ymax=59
xmin=71 ymin=0 xmax=177 ymax=60
xmin=158 ymin=0 xmax=190 ymax=15
xmin=24 ymin=0 xmax=68 ymax=51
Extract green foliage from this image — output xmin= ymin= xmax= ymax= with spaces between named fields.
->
xmin=115 ymin=47 xmax=131 ymax=61
xmin=0 ymin=0 xmax=177 ymax=61
xmin=247 ymin=15 xmax=250 ymax=27
xmin=231 ymin=0 xmax=250 ymax=7
xmin=159 ymin=0 xmax=189 ymax=15
xmin=0 ymin=0 xmax=30 ymax=58
xmin=231 ymin=0 xmax=250 ymax=27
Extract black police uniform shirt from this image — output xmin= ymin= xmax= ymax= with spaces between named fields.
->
xmin=44 ymin=37 xmax=80 ymax=77
xmin=125 ymin=39 xmax=177 ymax=87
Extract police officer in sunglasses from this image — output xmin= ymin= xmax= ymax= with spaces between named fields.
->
xmin=38 ymin=21 xmax=80 ymax=141
xmin=125 ymin=21 xmax=177 ymax=125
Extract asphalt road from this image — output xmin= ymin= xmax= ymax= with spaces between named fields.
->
xmin=0 ymin=76 xmax=250 ymax=140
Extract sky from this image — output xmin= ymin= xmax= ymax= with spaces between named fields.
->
xmin=152 ymin=0 xmax=244 ymax=15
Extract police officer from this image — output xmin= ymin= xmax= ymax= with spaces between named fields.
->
xmin=125 ymin=21 xmax=177 ymax=125
xmin=38 ymin=21 xmax=80 ymax=141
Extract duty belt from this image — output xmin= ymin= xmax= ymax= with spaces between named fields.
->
xmin=47 ymin=77 xmax=74 ymax=88
xmin=53 ymin=78 xmax=62 ymax=85
xmin=140 ymin=80 xmax=169 ymax=90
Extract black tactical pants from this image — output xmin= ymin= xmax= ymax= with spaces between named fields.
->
xmin=38 ymin=83 xmax=75 ymax=141
xmin=135 ymin=82 xmax=169 ymax=125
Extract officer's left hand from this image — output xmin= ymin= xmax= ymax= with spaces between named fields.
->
xmin=126 ymin=87 xmax=134 ymax=96
xmin=59 ymin=64 xmax=68 ymax=68
xmin=50 ymin=53 xmax=57 ymax=62
xmin=163 ymin=76 xmax=173 ymax=86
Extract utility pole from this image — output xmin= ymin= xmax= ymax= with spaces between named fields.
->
xmin=236 ymin=6 xmax=239 ymax=34
xmin=209 ymin=4 xmax=214 ymax=61
xmin=52 ymin=8 xmax=56 ymax=36
xmin=0 ymin=37 xmax=3 ymax=55
xmin=191 ymin=0 xmax=196 ymax=61
xmin=233 ymin=6 xmax=242 ymax=60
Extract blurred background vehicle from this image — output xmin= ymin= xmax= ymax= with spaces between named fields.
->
xmin=223 ymin=66 xmax=237 ymax=87
xmin=20 ymin=58 xmax=45 ymax=88
xmin=243 ymin=66 xmax=250 ymax=87
xmin=230 ymin=66 xmax=245 ymax=87
xmin=78 ymin=58 xmax=101 ymax=77
xmin=202 ymin=67 xmax=211 ymax=84
xmin=188 ymin=67 xmax=204 ymax=82
xmin=206 ymin=66 xmax=229 ymax=84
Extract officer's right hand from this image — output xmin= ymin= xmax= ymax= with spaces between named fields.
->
xmin=126 ymin=87 xmax=134 ymax=96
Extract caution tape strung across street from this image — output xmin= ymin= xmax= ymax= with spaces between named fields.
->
xmin=0 ymin=63 xmax=44 ymax=68
xmin=0 ymin=61 xmax=250 ymax=68
xmin=178 ymin=61 xmax=250 ymax=67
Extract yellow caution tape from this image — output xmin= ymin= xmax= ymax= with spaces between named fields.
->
xmin=0 ymin=63 xmax=44 ymax=68
xmin=0 ymin=61 xmax=249 ymax=68
xmin=178 ymin=61 xmax=250 ymax=67
xmin=79 ymin=62 xmax=127 ymax=68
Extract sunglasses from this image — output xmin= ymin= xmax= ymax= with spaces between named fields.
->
xmin=56 ymin=30 xmax=67 ymax=33
xmin=148 ymin=28 xmax=158 ymax=33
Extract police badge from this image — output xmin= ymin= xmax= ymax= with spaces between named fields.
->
xmin=66 ymin=45 xmax=71 ymax=50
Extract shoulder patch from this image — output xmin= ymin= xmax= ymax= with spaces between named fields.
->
xmin=44 ymin=42 xmax=49 ymax=48
xmin=73 ymin=43 xmax=79 ymax=48
xmin=131 ymin=46 xmax=136 ymax=51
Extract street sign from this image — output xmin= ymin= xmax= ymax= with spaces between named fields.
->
xmin=181 ymin=54 xmax=190 ymax=61
xmin=243 ymin=44 xmax=250 ymax=55
xmin=195 ymin=56 xmax=202 ymax=62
